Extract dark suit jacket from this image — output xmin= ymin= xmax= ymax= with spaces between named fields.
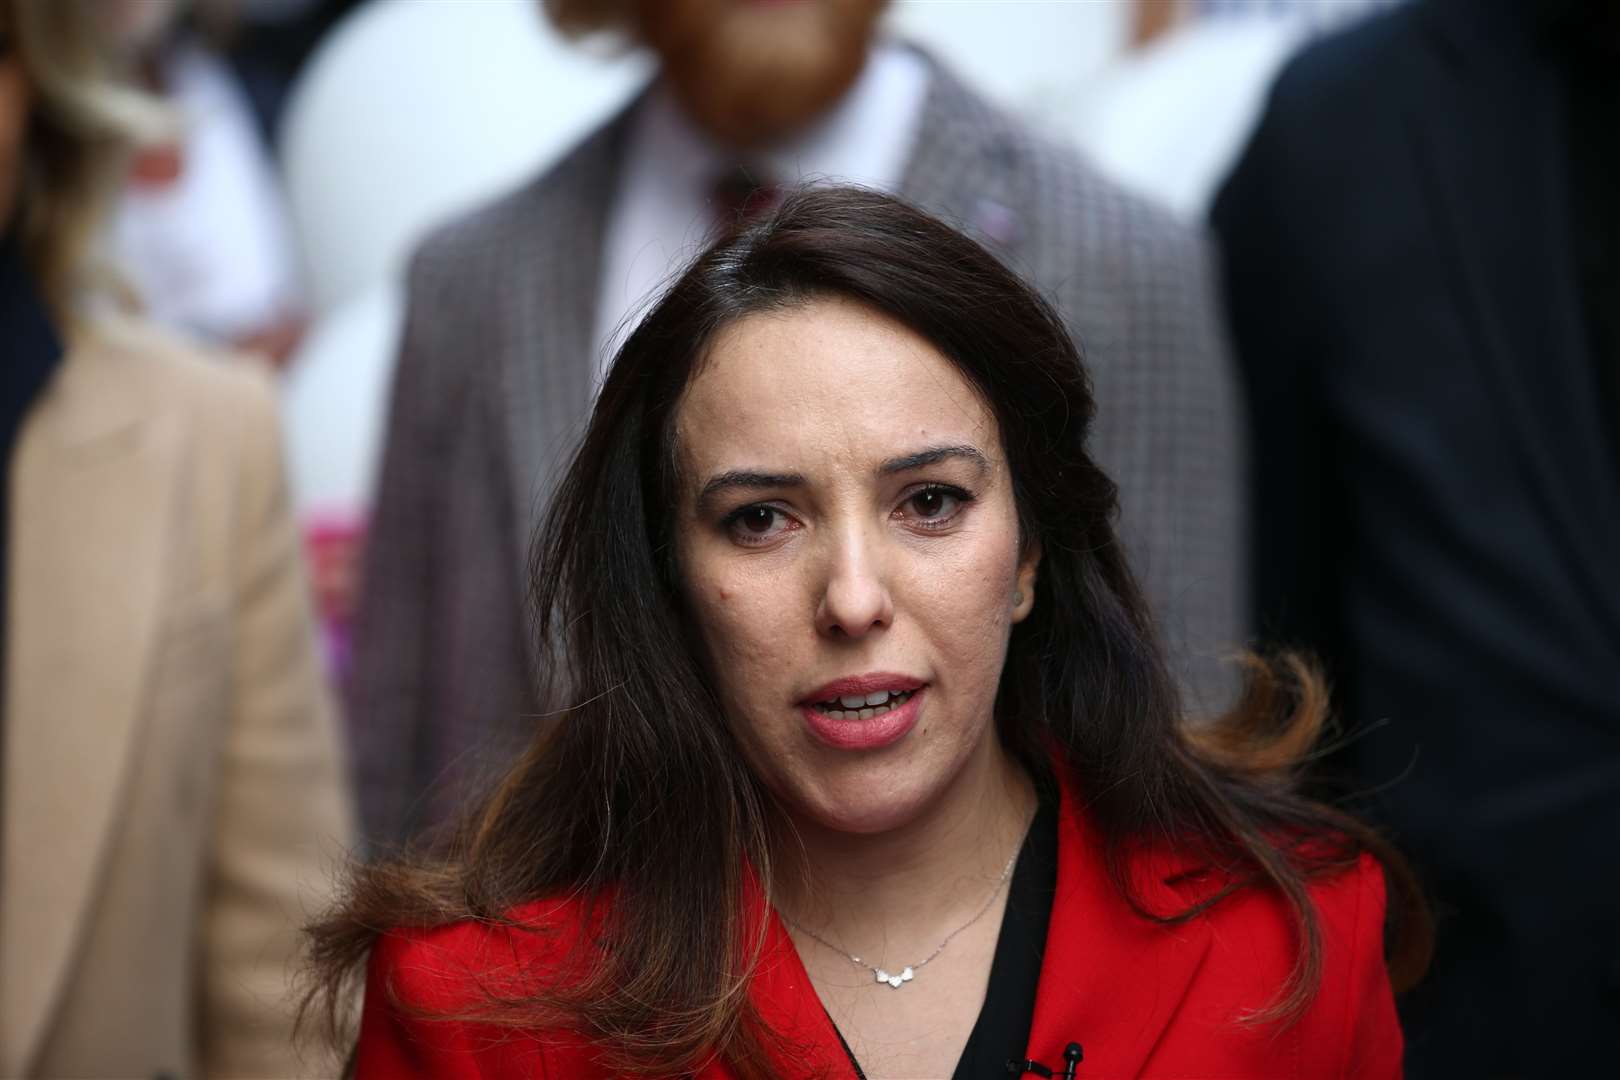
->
xmin=354 ymin=767 xmax=1400 ymax=1078
xmin=1212 ymin=1 xmax=1620 ymax=1073
xmin=348 ymin=53 xmax=1245 ymax=846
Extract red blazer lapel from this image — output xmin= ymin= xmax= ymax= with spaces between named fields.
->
xmin=742 ymin=772 xmax=1217 ymax=1080
xmin=1024 ymin=779 xmax=1213 ymax=1078
xmin=744 ymin=879 xmax=859 ymax=1079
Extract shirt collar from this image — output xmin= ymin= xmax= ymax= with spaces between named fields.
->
xmin=594 ymin=42 xmax=931 ymax=375
xmin=628 ymin=40 xmax=931 ymax=193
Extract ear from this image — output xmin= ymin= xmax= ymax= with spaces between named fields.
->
xmin=1011 ymin=538 xmax=1042 ymax=624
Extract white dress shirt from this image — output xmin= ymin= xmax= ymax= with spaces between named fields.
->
xmin=109 ymin=40 xmax=303 ymax=344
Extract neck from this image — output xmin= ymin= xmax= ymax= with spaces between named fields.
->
xmin=773 ymin=738 xmax=1036 ymax=961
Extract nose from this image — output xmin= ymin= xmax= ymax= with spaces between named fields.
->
xmin=814 ymin=522 xmax=894 ymax=639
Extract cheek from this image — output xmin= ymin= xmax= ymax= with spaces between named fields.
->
xmin=905 ymin=525 xmax=1022 ymax=680
xmin=686 ymin=566 xmax=799 ymax=708
xmin=915 ymin=512 xmax=1020 ymax=601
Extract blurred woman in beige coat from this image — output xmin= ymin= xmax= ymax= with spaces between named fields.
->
xmin=0 ymin=2 xmax=352 ymax=1076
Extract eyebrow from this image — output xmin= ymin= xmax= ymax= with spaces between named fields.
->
xmin=878 ymin=444 xmax=991 ymax=477
xmin=697 ymin=444 xmax=990 ymax=507
xmin=698 ymin=470 xmax=807 ymax=505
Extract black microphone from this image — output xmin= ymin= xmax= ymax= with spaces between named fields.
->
xmin=1006 ymin=1041 xmax=1083 ymax=1078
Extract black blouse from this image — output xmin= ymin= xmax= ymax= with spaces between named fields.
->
xmin=830 ymin=787 xmax=1060 ymax=1079
xmin=1564 ymin=4 xmax=1620 ymax=455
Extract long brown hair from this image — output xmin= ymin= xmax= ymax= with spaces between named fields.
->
xmin=5 ymin=0 xmax=167 ymax=323
xmin=305 ymin=186 xmax=1429 ymax=1075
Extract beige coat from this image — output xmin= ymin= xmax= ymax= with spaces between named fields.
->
xmin=1 ymin=319 xmax=353 ymax=1078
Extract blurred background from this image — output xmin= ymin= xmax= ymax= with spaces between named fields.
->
xmin=6 ymin=0 xmax=1616 ymax=1076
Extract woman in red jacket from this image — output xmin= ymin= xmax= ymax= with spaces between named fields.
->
xmin=309 ymin=187 xmax=1428 ymax=1078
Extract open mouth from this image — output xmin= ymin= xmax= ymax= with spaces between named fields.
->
xmin=808 ymin=689 xmax=916 ymax=722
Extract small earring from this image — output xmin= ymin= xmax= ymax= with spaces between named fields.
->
xmin=1012 ymin=590 xmax=1024 ymax=606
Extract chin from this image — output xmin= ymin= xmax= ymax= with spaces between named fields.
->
xmin=781 ymin=755 xmax=954 ymax=837
xmin=813 ymin=794 xmax=922 ymax=836
xmin=648 ymin=0 xmax=885 ymax=146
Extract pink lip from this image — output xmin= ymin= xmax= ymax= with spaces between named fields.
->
xmin=798 ymin=672 xmax=926 ymax=704
xmin=800 ymin=686 xmax=925 ymax=752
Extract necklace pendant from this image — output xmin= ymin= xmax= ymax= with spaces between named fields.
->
xmin=875 ymin=966 xmax=915 ymax=989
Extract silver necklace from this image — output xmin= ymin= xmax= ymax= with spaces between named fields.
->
xmin=784 ymin=834 xmax=1024 ymax=990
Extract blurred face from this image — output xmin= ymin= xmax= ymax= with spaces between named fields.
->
xmin=635 ymin=0 xmax=888 ymax=147
xmin=673 ymin=297 xmax=1039 ymax=835
xmin=0 ymin=12 xmax=27 ymax=225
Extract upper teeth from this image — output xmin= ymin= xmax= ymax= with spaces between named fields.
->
xmin=840 ymin=691 xmax=895 ymax=708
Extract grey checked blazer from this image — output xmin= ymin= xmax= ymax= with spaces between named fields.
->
xmin=348 ymin=57 xmax=1245 ymax=846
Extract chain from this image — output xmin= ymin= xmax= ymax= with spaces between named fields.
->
xmin=783 ymin=825 xmax=1027 ymax=989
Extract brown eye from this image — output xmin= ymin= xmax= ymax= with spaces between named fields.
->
xmin=908 ymin=487 xmax=962 ymax=520
xmin=912 ymin=490 xmax=949 ymax=518
xmin=724 ymin=504 xmax=795 ymax=546
xmin=738 ymin=506 xmax=775 ymax=533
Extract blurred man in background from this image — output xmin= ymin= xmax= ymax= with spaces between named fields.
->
xmin=349 ymin=0 xmax=1244 ymax=848
xmin=1213 ymin=0 xmax=1620 ymax=1073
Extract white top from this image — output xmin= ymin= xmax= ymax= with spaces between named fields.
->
xmin=109 ymin=40 xmax=303 ymax=344
xmin=591 ymin=42 xmax=931 ymax=385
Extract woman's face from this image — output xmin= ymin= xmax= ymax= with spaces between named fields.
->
xmin=673 ymin=296 xmax=1039 ymax=835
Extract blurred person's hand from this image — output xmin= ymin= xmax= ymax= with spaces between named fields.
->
xmin=234 ymin=309 xmax=305 ymax=367
xmin=307 ymin=513 xmax=364 ymax=628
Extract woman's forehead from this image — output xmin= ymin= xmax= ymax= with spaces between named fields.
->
xmin=674 ymin=297 xmax=1001 ymax=478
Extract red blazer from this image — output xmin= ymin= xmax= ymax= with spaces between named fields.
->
xmin=356 ymin=776 xmax=1402 ymax=1078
